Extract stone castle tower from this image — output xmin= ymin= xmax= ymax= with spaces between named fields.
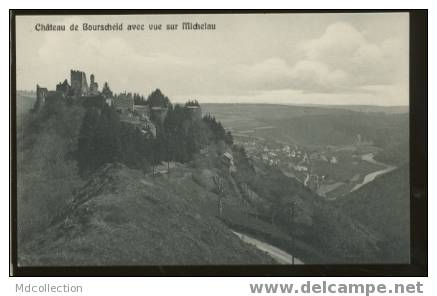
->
xmin=35 ymin=84 xmax=48 ymax=110
xmin=89 ymin=74 xmax=99 ymax=95
xmin=70 ymin=70 xmax=89 ymax=96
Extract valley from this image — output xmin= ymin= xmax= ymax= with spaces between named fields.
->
xmin=203 ymin=103 xmax=408 ymax=199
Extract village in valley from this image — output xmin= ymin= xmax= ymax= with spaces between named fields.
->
xmin=227 ymin=132 xmax=389 ymax=199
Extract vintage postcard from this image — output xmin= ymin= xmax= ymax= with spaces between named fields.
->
xmin=11 ymin=11 xmax=424 ymax=275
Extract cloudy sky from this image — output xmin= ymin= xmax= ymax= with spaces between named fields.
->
xmin=16 ymin=13 xmax=409 ymax=106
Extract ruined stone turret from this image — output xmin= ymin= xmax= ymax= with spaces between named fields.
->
xmin=70 ymin=70 xmax=89 ymax=96
xmin=56 ymin=79 xmax=70 ymax=95
xmin=34 ymin=84 xmax=48 ymax=111
xmin=89 ymin=74 xmax=99 ymax=95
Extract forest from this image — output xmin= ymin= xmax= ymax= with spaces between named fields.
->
xmin=76 ymin=90 xmax=233 ymax=176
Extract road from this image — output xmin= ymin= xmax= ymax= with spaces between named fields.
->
xmin=351 ymin=153 xmax=396 ymax=192
xmin=232 ymin=231 xmax=304 ymax=265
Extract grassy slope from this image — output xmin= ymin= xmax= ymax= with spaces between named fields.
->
xmin=225 ymin=152 xmax=383 ymax=264
xmin=336 ymin=166 xmax=410 ymax=263
xmin=19 ymin=163 xmax=274 ymax=266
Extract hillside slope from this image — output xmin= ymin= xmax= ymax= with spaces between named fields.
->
xmin=223 ymin=150 xmax=384 ymax=264
xmin=17 ymin=98 xmax=405 ymax=266
xmin=336 ymin=166 xmax=410 ymax=263
xmin=19 ymin=163 xmax=274 ymax=266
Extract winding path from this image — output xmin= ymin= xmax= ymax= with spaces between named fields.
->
xmin=232 ymin=231 xmax=304 ymax=265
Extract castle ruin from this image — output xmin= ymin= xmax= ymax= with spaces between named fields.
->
xmin=56 ymin=79 xmax=70 ymax=94
xmin=113 ymin=93 xmax=134 ymax=114
xmin=34 ymin=70 xmax=202 ymax=139
xmin=36 ymin=70 xmax=101 ymax=106
xmin=34 ymin=84 xmax=48 ymax=111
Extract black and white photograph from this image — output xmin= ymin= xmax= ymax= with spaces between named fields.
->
xmin=9 ymin=10 xmax=427 ymax=277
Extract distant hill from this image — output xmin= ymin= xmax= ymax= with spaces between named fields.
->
xmin=203 ymin=104 xmax=409 ymax=154
xmin=336 ymin=166 xmax=410 ymax=263
xmin=296 ymin=104 xmax=409 ymax=114
xmin=203 ymin=103 xmax=350 ymax=126
xmin=264 ymin=112 xmax=408 ymax=147
xmin=16 ymin=92 xmax=36 ymax=119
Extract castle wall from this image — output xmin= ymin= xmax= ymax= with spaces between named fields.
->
xmin=46 ymin=91 xmax=65 ymax=102
xmin=133 ymin=104 xmax=150 ymax=118
xmin=114 ymin=94 xmax=134 ymax=113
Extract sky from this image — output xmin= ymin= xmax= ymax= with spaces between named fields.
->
xmin=16 ymin=13 xmax=409 ymax=106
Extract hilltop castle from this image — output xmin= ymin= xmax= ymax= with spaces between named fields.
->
xmin=34 ymin=70 xmax=202 ymax=138
xmin=35 ymin=70 xmax=97 ymax=109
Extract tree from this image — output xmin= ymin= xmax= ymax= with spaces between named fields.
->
xmin=213 ymin=175 xmax=226 ymax=217
xmin=225 ymin=131 xmax=234 ymax=145
xmin=185 ymin=100 xmax=199 ymax=107
xmin=202 ymin=114 xmax=229 ymax=143
xmin=133 ymin=93 xmax=147 ymax=105
xmin=146 ymin=89 xmax=171 ymax=108
xmin=77 ymin=107 xmax=100 ymax=175
xmin=76 ymin=105 xmax=122 ymax=175
xmin=92 ymin=105 xmax=122 ymax=169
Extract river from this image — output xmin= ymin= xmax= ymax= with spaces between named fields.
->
xmin=350 ymin=153 xmax=396 ymax=192
xmin=232 ymin=231 xmax=304 ymax=264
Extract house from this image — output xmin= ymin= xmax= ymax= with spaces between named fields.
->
xmin=222 ymin=152 xmax=236 ymax=172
